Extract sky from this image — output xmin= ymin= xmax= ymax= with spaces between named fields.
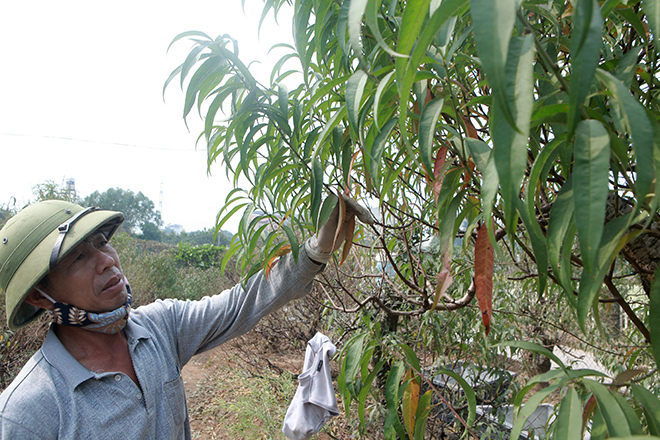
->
xmin=0 ymin=0 xmax=294 ymax=233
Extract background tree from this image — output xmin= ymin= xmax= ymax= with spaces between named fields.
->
xmin=168 ymin=0 xmax=660 ymax=437
xmin=83 ymin=188 xmax=162 ymax=236
xmin=32 ymin=180 xmax=79 ymax=204
xmin=175 ymin=228 xmax=232 ymax=247
xmin=0 ymin=197 xmax=18 ymax=230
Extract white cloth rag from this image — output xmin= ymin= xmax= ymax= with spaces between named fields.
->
xmin=282 ymin=332 xmax=339 ymax=440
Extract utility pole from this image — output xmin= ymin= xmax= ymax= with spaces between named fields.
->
xmin=159 ymin=183 xmax=163 ymax=214
xmin=65 ymin=178 xmax=76 ymax=200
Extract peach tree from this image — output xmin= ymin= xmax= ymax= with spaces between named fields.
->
xmin=167 ymin=0 xmax=660 ymax=437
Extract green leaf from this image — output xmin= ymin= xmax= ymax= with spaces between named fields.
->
xmin=573 ymin=119 xmax=611 ymax=273
xmin=180 ymin=42 xmax=213 ymax=89
xmin=414 ymin=390 xmax=433 ymax=440
xmin=583 ymin=379 xmax=631 ymax=437
xmin=645 ymin=0 xmax=660 ymax=47
xmin=494 ymin=340 xmax=566 ymax=371
xmin=604 ymin=437 xmax=660 ymax=440
xmin=204 ymin=81 xmax=243 ymax=142
xmin=577 ymin=212 xmax=639 ymax=330
xmin=310 ymin=158 xmax=324 ymax=229
xmin=395 ymin=0 xmax=466 ymax=148
xmin=166 ymin=30 xmax=213 ymax=53
xmin=396 ymin=0 xmax=432 ymax=58
xmin=490 ymin=34 xmax=535 ymax=236
xmin=596 ymin=69 xmax=656 ymax=202
xmin=281 ymin=223 xmax=300 ymax=260
xmin=342 ymin=333 xmax=366 ymax=398
xmin=311 ymin=105 xmax=348 ymax=160
xmin=650 ymin=265 xmax=660 ymax=370
xmin=346 ymin=70 xmax=369 ymax=139
xmin=335 ymin=0 xmax=350 ymax=56
xmin=368 ymin=118 xmax=398 ymax=186
xmin=373 ymin=70 xmax=396 ymax=130
xmin=183 ymin=55 xmax=228 ymax=120
xmin=510 ymin=383 xmax=561 ymax=440
xmin=615 ymin=47 xmax=642 ymax=89
xmin=591 ymin=403 xmax=608 ymax=440
xmin=408 ymin=0 xmax=468 ymax=75
xmin=433 ymin=367 xmax=477 ymax=427
xmin=348 ymin=0 xmax=368 ymax=59
xmin=317 ymin=194 xmax=338 ymax=234
xmin=610 ymin=389 xmax=643 ymax=435
xmin=358 ymin=359 xmax=386 ymax=426
xmin=418 ymin=97 xmax=445 ymax=176
xmin=215 ymin=193 xmax=248 ymax=231
xmin=365 ymin=0 xmax=408 ymax=58
xmin=400 ymin=343 xmax=421 ymax=373
xmin=567 ymin=0 xmax=603 ymax=135
xmin=631 ymin=384 xmax=660 ymax=436
xmin=470 ymin=0 xmax=517 ymax=130
xmin=384 ymin=361 xmax=407 ymax=439
xmin=515 ymin=197 xmax=548 ymax=295
xmin=214 ymin=44 xmax=258 ymax=92
xmin=522 ymin=137 xmax=566 ymax=294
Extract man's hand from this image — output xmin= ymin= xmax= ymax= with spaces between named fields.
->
xmin=306 ymin=192 xmax=374 ymax=264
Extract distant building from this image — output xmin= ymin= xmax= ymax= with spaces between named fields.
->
xmin=164 ymin=224 xmax=184 ymax=234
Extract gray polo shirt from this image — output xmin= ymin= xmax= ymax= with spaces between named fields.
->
xmin=0 ymin=247 xmax=322 ymax=439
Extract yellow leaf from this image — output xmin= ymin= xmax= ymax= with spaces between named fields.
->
xmin=402 ymin=368 xmax=419 ymax=440
xmin=264 ymin=244 xmax=291 ymax=279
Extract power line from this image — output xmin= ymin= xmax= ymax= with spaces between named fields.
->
xmin=0 ymin=132 xmax=202 ymax=152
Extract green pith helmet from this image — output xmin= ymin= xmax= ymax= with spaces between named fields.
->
xmin=0 ymin=200 xmax=124 ymax=330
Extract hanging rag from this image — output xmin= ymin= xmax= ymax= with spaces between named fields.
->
xmin=282 ymin=332 xmax=339 ymax=440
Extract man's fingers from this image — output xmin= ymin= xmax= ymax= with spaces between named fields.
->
xmin=340 ymin=194 xmax=375 ymax=225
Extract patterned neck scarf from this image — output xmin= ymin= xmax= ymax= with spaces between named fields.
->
xmin=36 ymin=284 xmax=132 ymax=334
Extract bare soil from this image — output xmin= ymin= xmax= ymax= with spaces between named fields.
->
xmin=182 ymin=334 xmax=357 ymax=439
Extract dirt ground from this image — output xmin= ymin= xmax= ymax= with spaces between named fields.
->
xmin=182 ymin=335 xmax=355 ymax=440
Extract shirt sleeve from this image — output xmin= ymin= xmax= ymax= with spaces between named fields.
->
xmin=0 ymin=414 xmax=52 ymax=440
xmin=131 ymin=244 xmax=324 ymax=366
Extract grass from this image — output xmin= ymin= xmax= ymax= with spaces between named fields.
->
xmin=216 ymin=367 xmax=297 ymax=438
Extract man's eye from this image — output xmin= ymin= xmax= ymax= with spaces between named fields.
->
xmin=74 ymin=253 xmax=85 ymax=262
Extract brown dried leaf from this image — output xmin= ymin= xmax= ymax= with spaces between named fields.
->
xmin=432 ymin=252 xmax=453 ymax=311
xmin=474 ymin=221 xmax=494 ymax=336
xmin=461 ymin=114 xmax=480 ymax=139
xmin=332 ymin=190 xmax=347 ymax=250
xmin=582 ymin=395 xmax=597 ymax=430
xmin=433 ymin=146 xmax=448 ymax=203
xmin=340 ymin=216 xmax=355 ymax=265
xmin=611 ymin=369 xmax=646 ymax=387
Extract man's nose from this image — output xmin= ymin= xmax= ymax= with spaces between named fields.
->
xmin=93 ymin=249 xmax=116 ymax=273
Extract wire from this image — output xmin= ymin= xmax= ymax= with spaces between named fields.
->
xmin=0 ymin=132 xmax=201 ymax=152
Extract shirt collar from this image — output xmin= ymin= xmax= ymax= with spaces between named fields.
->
xmin=124 ymin=318 xmax=150 ymax=349
xmin=41 ymin=326 xmax=94 ymax=391
xmin=40 ymin=318 xmax=152 ymax=391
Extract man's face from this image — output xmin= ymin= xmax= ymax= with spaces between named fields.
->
xmin=45 ymin=231 xmax=128 ymax=313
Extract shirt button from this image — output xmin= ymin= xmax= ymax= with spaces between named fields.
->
xmin=114 ymin=374 xmax=121 ymax=381
xmin=136 ymin=394 xmax=142 ymax=400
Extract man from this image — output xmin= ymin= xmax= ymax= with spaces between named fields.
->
xmin=0 ymin=198 xmax=360 ymax=439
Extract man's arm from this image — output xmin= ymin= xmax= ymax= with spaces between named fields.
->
xmin=132 ymin=242 xmax=324 ymax=365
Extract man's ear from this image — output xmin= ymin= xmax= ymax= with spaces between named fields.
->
xmin=24 ymin=289 xmax=54 ymax=311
